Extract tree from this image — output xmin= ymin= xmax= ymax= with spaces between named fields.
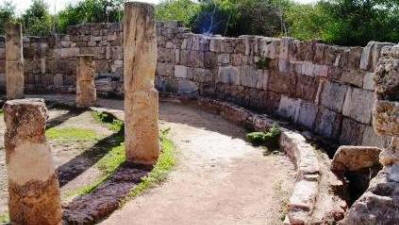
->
xmin=22 ymin=0 xmax=53 ymax=36
xmin=0 ymin=1 xmax=16 ymax=34
xmin=156 ymin=0 xmax=199 ymax=27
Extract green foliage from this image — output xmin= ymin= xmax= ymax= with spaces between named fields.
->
xmin=92 ymin=111 xmax=124 ymax=132
xmin=46 ymin=127 xmax=100 ymax=141
xmin=0 ymin=213 xmax=9 ymax=224
xmin=22 ymin=0 xmax=54 ymax=36
xmin=156 ymin=0 xmax=199 ymax=26
xmin=188 ymin=0 xmax=282 ymax=37
xmin=56 ymin=0 xmax=124 ymax=33
xmin=0 ymin=1 xmax=16 ymax=34
xmin=247 ymin=124 xmax=281 ymax=150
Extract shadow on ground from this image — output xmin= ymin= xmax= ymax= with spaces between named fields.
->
xmin=63 ymin=162 xmax=152 ymax=224
xmin=57 ymin=130 xmax=124 ymax=187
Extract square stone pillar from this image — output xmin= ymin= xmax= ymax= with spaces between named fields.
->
xmin=3 ymin=99 xmax=62 ymax=225
xmin=76 ymin=55 xmax=96 ymax=108
xmin=5 ymin=22 xmax=24 ymax=99
xmin=123 ymin=2 xmax=160 ymax=165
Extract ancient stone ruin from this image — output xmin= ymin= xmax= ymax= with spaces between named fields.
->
xmin=123 ymin=2 xmax=160 ymax=165
xmin=4 ymin=23 xmax=24 ymax=100
xmin=76 ymin=55 xmax=96 ymax=108
xmin=3 ymin=99 xmax=62 ymax=225
xmin=0 ymin=2 xmax=399 ymax=225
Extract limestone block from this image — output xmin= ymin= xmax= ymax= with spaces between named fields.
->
xmin=174 ymin=65 xmax=188 ymax=78
xmin=295 ymin=75 xmax=318 ymax=101
xmin=209 ymin=37 xmax=223 ymax=52
xmin=331 ymin=145 xmax=381 ymax=172
xmin=374 ymin=52 xmax=399 ymax=100
xmin=187 ymin=51 xmax=204 ymax=67
xmin=339 ymin=70 xmax=364 ymax=87
xmin=373 ymin=100 xmax=399 ymax=136
xmin=258 ymin=37 xmax=280 ymax=59
xmin=343 ymin=87 xmax=374 ymax=124
xmin=298 ymin=101 xmax=318 ymax=130
xmin=314 ymin=43 xmax=326 ymax=64
xmin=361 ymin=126 xmax=391 ymax=148
xmin=320 ymin=81 xmax=348 ymax=113
xmin=288 ymin=179 xmax=318 ymax=216
xmin=156 ymin=63 xmax=174 ymax=77
xmin=280 ymin=37 xmax=294 ymax=60
xmin=348 ymin=47 xmax=362 ymax=68
xmin=314 ymin=64 xmax=329 ymax=78
xmin=217 ymin=53 xmax=230 ymax=66
xmin=363 ymin=72 xmax=375 ymax=91
xmin=192 ymin=68 xmax=214 ymax=83
xmin=339 ymin=118 xmax=367 ymax=145
xmin=380 ymin=137 xmax=399 ymax=166
xmin=178 ymin=80 xmax=198 ymax=95
xmin=124 ymin=2 xmax=159 ymax=164
xmin=216 ymin=66 xmax=240 ymax=85
xmin=4 ymin=98 xmax=62 ymax=225
xmin=315 ymin=107 xmax=342 ymax=139
xmin=54 ymin=47 xmax=80 ymax=58
xmin=360 ymin=41 xmax=394 ymax=71
xmin=204 ymin=52 xmax=217 ymax=68
xmin=277 ymin=96 xmax=300 ymax=122
xmin=301 ymin=62 xmax=315 ymax=76
xmin=268 ymin=71 xmax=296 ymax=96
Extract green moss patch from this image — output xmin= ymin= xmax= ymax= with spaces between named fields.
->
xmin=46 ymin=127 xmax=100 ymax=142
xmin=247 ymin=124 xmax=281 ymax=152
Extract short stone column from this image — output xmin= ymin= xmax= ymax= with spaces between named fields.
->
xmin=123 ymin=2 xmax=160 ymax=164
xmin=76 ymin=55 xmax=96 ymax=108
xmin=3 ymin=99 xmax=62 ymax=225
xmin=5 ymin=22 xmax=24 ymax=99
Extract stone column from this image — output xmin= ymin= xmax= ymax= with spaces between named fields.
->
xmin=76 ymin=55 xmax=96 ymax=108
xmin=4 ymin=99 xmax=62 ymax=225
xmin=5 ymin=22 xmax=24 ymax=99
xmin=123 ymin=2 xmax=160 ymax=164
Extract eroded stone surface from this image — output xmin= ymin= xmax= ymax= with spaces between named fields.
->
xmin=76 ymin=55 xmax=96 ymax=108
xmin=5 ymin=23 xmax=24 ymax=99
xmin=331 ymin=146 xmax=382 ymax=172
xmin=124 ymin=2 xmax=160 ymax=164
xmin=3 ymin=98 xmax=62 ymax=225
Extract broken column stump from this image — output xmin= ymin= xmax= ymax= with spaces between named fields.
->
xmin=123 ymin=2 xmax=160 ymax=165
xmin=5 ymin=22 xmax=24 ymax=100
xmin=3 ymin=99 xmax=62 ymax=225
xmin=76 ymin=55 xmax=96 ymax=108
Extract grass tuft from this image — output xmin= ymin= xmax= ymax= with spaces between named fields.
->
xmin=46 ymin=127 xmax=100 ymax=142
xmin=247 ymin=124 xmax=281 ymax=153
xmin=0 ymin=213 xmax=9 ymax=224
xmin=92 ymin=111 xmax=124 ymax=132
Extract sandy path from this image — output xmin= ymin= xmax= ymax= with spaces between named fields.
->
xmin=98 ymin=100 xmax=296 ymax=225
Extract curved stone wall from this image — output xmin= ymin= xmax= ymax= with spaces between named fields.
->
xmin=0 ymin=21 xmax=391 ymax=148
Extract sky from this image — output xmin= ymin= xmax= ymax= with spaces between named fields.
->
xmin=3 ymin=0 xmax=316 ymax=15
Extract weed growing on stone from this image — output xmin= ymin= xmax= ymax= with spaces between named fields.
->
xmin=255 ymin=57 xmax=270 ymax=70
xmin=46 ymin=127 xmax=100 ymax=142
xmin=0 ymin=109 xmax=3 ymax=116
xmin=123 ymin=128 xmax=176 ymax=204
xmin=247 ymin=124 xmax=281 ymax=152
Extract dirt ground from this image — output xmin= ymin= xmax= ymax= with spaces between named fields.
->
xmin=0 ymin=96 xmax=296 ymax=224
xmin=99 ymin=99 xmax=296 ymax=225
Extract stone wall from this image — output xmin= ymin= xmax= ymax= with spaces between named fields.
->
xmin=0 ymin=21 xmax=391 ymax=147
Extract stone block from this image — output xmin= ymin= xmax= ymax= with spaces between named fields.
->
xmin=174 ymin=65 xmax=188 ymax=78
xmin=178 ymin=80 xmax=198 ymax=95
xmin=360 ymin=41 xmax=394 ymax=71
xmin=320 ymin=81 xmax=348 ymax=113
xmin=339 ymin=69 xmax=364 ymax=87
xmin=331 ymin=146 xmax=382 ymax=172
xmin=280 ymin=37 xmax=294 ymax=60
xmin=216 ymin=66 xmax=240 ymax=85
xmin=277 ymin=96 xmax=301 ymax=122
xmin=54 ymin=47 xmax=80 ymax=58
xmin=204 ymin=52 xmax=217 ymax=68
xmin=374 ymin=53 xmax=399 ymax=100
xmin=315 ymin=106 xmax=342 ymax=139
xmin=343 ymin=87 xmax=374 ymax=124
xmin=268 ymin=71 xmax=297 ymax=96
xmin=156 ymin=63 xmax=174 ymax=77
xmin=192 ymin=68 xmax=214 ymax=83
xmin=339 ymin=118 xmax=366 ymax=145
xmin=362 ymin=126 xmax=391 ymax=148
xmin=239 ymin=66 xmax=268 ymax=90
xmin=258 ymin=37 xmax=280 ymax=59
xmin=295 ymin=75 xmax=318 ymax=101
xmin=373 ymin=100 xmax=399 ymax=136
xmin=363 ymin=72 xmax=375 ymax=91
xmin=217 ymin=53 xmax=230 ymax=66
xmin=298 ymin=101 xmax=318 ymax=130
